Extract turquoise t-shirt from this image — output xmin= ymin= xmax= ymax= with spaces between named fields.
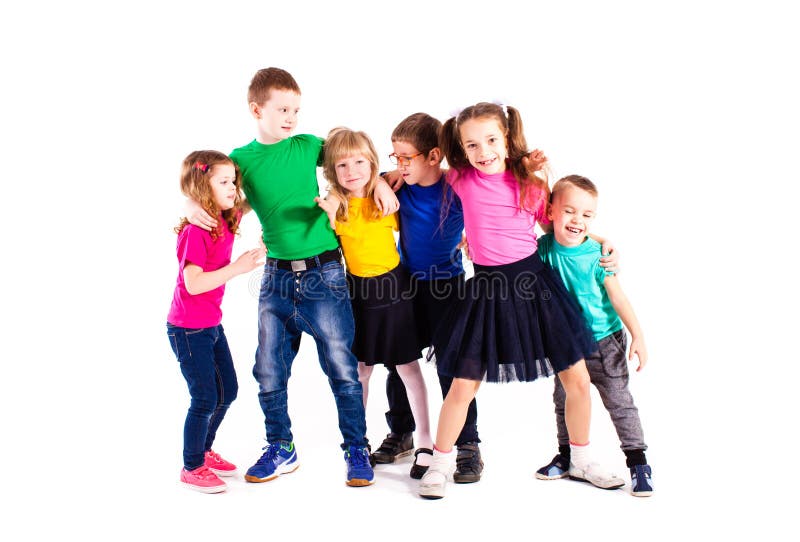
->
xmin=230 ymin=134 xmax=339 ymax=260
xmin=537 ymin=233 xmax=622 ymax=341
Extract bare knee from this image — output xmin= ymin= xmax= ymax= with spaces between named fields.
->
xmin=445 ymin=377 xmax=480 ymax=405
xmin=558 ymin=361 xmax=590 ymax=397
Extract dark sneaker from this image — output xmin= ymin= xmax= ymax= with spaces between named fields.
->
xmin=244 ymin=442 xmax=299 ymax=483
xmin=345 ymin=445 xmax=375 ymax=487
xmin=630 ymin=464 xmax=653 ymax=497
xmin=410 ymin=448 xmax=433 ymax=479
xmin=535 ymin=454 xmax=569 ymax=480
xmin=453 ymin=442 xmax=483 ymax=484
xmin=371 ymin=432 xmax=414 ymax=464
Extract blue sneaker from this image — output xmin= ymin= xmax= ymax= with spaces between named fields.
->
xmin=535 ymin=454 xmax=569 ymax=480
xmin=631 ymin=464 xmax=653 ymax=497
xmin=244 ymin=442 xmax=299 ymax=483
xmin=344 ymin=445 xmax=375 ymax=487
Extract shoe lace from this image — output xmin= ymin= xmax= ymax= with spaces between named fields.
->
xmin=256 ymin=443 xmax=280 ymax=465
xmin=348 ymin=447 xmax=369 ymax=468
xmin=206 ymin=450 xmax=221 ymax=461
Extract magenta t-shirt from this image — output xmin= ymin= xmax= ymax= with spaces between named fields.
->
xmin=448 ymin=167 xmax=548 ymax=266
xmin=167 ymin=219 xmax=235 ymax=329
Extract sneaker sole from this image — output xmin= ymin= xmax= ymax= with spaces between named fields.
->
xmin=568 ymin=473 xmax=625 ymax=490
xmin=534 ymin=471 xmax=568 ymax=481
xmin=244 ymin=462 xmax=299 ymax=483
xmin=372 ymin=448 xmax=414 ymax=464
xmin=419 ymin=488 xmax=445 ymax=500
xmin=209 ymin=468 xmax=237 ymax=477
xmin=632 ymin=490 xmax=653 ymax=497
xmin=454 ymin=473 xmax=482 ymax=484
xmin=180 ymin=481 xmax=227 ymax=494
xmin=345 ymin=478 xmax=375 ymax=487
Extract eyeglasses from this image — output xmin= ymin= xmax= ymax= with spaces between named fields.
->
xmin=388 ymin=152 xmax=424 ymax=166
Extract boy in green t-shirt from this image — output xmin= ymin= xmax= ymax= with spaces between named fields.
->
xmin=195 ymin=67 xmax=397 ymax=487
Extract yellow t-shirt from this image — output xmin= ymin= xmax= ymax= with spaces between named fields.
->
xmin=335 ymin=197 xmax=400 ymax=277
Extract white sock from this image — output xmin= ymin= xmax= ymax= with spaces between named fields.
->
xmin=570 ymin=441 xmax=592 ymax=470
xmin=415 ymin=448 xmax=433 ymax=467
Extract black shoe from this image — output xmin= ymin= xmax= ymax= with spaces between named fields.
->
xmin=371 ymin=433 xmax=414 ymax=464
xmin=409 ymin=448 xmax=433 ymax=479
xmin=453 ymin=442 xmax=483 ymax=483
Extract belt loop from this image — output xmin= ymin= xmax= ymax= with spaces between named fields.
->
xmin=313 ymin=254 xmax=322 ymax=268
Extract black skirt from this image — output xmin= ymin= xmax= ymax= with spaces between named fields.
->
xmin=348 ymin=265 xmax=423 ymax=366
xmin=429 ymin=251 xmax=597 ymax=383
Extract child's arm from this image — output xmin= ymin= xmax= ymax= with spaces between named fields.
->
xmin=183 ymin=246 xmax=265 ymax=295
xmin=604 ymin=275 xmax=648 ymax=371
xmin=314 ymin=194 xmax=342 ymax=230
xmin=185 ymin=199 xmax=252 ymax=232
xmin=382 ymin=170 xmax=404 ymax=192
xmin=588 ymin=233 xmax=618 ymax=273
xmin=374 ymin=178 xmax=400 ymax=216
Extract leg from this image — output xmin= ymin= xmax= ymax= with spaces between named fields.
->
xmin=167 ymin=325 xmax=219 ymax=471
xmin=385 ymin=365 xmax=415 ymax=434
xmin=420 ymin=377 xmax=481 ymax=499
xmin=357 ymin=362 xmax=374 ymax=408
xmin=253 ymin=272 xmax=300 ymax=444
xmin=534 ymin=377 xmax=572 ymax=480
xmin=303 ymin=262 xmax=368 ymax=449
xmin=204 ymin=325 xmax=239 ymax=452
xmin=395 ymin=361 xmax=433 ymax=449
xmin=439 ymin=373 xmax=483 ymax=483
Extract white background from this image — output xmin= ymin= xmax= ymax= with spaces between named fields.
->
xmin=2 ymin=0 xmax=797 ymax=539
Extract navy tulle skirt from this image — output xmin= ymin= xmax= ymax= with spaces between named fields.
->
xmin=429 ymin=251 xmax=597 ymax=383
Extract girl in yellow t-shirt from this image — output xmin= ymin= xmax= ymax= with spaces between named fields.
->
xmin=316 ymin=127 xmax=433 ymax=471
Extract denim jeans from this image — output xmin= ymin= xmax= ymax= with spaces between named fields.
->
xmin=167 ymin=323 xmax=238 ymax=470
xmin=254 ymin=259 xmax=367 ymax=449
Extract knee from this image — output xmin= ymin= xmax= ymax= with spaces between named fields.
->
xmin=559 ymin=366 xmax=591 ymax=397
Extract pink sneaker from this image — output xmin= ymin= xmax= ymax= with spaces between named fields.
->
xmin=180 ymin=465 xmax=227 ymax=493
xmin=204 ymin=449 xmax=237 ymax=477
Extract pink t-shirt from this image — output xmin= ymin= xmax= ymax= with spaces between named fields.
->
xmin=167 ymin=219 xmax=235 ymax=328
xmin=448 ymin=167 xmax=548 ymax=266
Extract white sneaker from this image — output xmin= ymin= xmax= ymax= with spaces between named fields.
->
xmin=419 ymin=449 xmax=455 ymax=499
xmin=568 ymin=461 xmax=625 ymax=489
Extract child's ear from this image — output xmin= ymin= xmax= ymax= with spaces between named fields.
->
xmin=428 ymin=147 xmax=442 ymax=164
xmin=249 ymin=102 xmax=261 ymax=119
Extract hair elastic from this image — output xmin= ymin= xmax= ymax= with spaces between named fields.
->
xmin=193 ymin=162 xmax=210 ymax=173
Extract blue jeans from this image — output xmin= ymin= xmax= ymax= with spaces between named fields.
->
xmin=254 ymin=259 xmax=367 ymax=449
xmin=166 ymin=323 xmax=238 ymax=470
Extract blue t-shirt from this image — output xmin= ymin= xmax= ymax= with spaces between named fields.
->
xmin=397 ymin=175 xmax=465 ymax=279
xmin=537 ymin=233 xmax=622 ymax=341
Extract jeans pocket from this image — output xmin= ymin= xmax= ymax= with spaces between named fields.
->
xmin=320 ymin=262 xmax=348 ymax=291
xmin=167 ymin=327 xmax=194 ymax=364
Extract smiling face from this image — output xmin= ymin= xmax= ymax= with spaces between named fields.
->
xmin=251 ymin=88 xmax=301 ymax=144
xmin=459 ymin=117 xmax=508 ymax=174
xmin=548 ymin=183 xmax=598 ymax=247
xmin=209 ymin=163 xmax=239 ymax=210
xmin=334 ymin=153 xmax=372 ymax=198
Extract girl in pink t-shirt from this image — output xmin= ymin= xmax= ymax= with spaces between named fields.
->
xmin=167 ymin=150 xmax=264 ymax=493
xmin=419 ymin=102 xmax=622 ymax=499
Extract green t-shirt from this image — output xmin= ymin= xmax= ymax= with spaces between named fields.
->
xmin=230 ymin=134 xmax=338 ymax=260
xmin=537 ymin=233 xmax=622 ymax=341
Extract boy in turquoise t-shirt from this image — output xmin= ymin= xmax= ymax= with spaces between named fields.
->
xmin=534 ymin=174 xmax=653 ymax=497
xmin=195 ymin=67 xmax=397 ymax=487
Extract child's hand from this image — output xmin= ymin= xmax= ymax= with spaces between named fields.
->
xmin=382 ymin=170 xmax=404 ymax=192
xmin=457 ymin=233 xmax=470 ymax=260
xmin=599 ymin=240 xmax=619 ymax=274
xmin=630 ymin=336 xmax=648 ymax=371
xmin=522 ymin=148 xmax=548 ymax=173
xmin=314 ymin=196 xmax=339 ymax=229
xmin=374 ymin=179 xmax=400 ymax=216
xmin=185 ymin=198 xmax=217 ymax=231
xmin=232 ymin=247 xmax=266 ymax=275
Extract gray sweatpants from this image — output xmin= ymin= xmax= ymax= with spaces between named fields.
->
xmin=553 ymin=329 xmax=647 ymax=452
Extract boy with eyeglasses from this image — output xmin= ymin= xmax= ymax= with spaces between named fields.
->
xmin=371 ymin=113 xmax=485 ymax=483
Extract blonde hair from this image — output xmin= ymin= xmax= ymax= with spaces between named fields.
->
xmin=174 ymin=150 xmax=243 ymax=239
xmin=322 ymin=127 xmax=382 ymax=223
xmin=550 ymin=174 xmax=598 ymax=203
